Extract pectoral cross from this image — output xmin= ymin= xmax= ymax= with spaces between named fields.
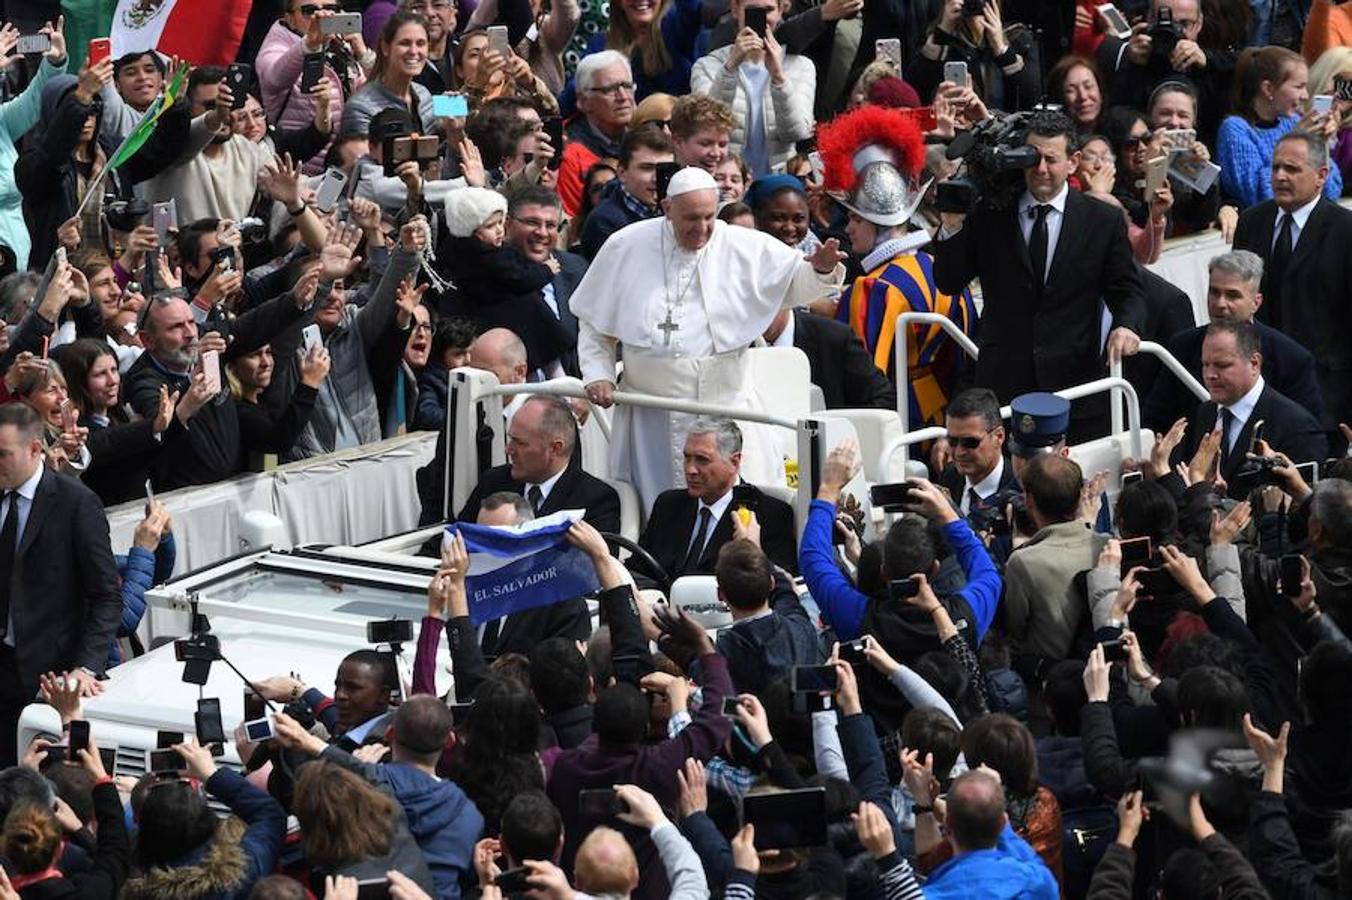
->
xmin=658 ymin=310 xmax=680 ymax=347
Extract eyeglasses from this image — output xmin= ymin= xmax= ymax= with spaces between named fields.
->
xmin=413 ymin=321 xmax=434 ymax=333
xmin=234 ymin=109 xmax=267 ymax=122
xmin=1123 ymin=132 xmax=1153 ymax=147
xmin=586 ymin=81 xmax=635 ymax=97
xmin=511 ymin=215 xmax=560 ymax=231
xmin=407 ymin=0 xmax=453 ymax=9
xmin=951 ymin=428 xmax=997 ymax=450
xmin=298 ymin=3 xmax=339 ymax=14
xmin=1079 ymin=151 xmax=1111 ymax=165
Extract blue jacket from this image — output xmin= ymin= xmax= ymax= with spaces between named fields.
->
xmin=108 ymin=535 xmax=176 ymax=668
xmin=715 ymin=571 xmax=825 ymax=694
xmin=923 ymin=824 xmax=1059 ymax=900
xmin=579 ymin=182 xmax=650 ymax=260
xmin=414 ymin=364 xmax=450 ymax=433
xmin=799 ymin=499 xmax=1001 ymax=643
xmin=321 ymin=748 xmax=484 ymax=899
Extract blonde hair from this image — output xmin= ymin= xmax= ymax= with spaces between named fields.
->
xmin=294 ymin=761 xmax=397 ymax=868
xmin=606 ymin=0 xmax=672 ymax=78
xmin=1308 ymin=47 xmax=1352 ymax=126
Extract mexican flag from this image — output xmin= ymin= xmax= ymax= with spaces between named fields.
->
xmin=60 ymin=0 xmax=252 ymax=69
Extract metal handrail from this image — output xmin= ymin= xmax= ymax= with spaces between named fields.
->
xmin=494 ymin=380 xmax=800 ymax=430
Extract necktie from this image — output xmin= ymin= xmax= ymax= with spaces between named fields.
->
xmin=1266 ymin=213 xmax=1293 ymax=330
xmin=967 ymin=488 xmax=983 ymax=515
xmin=0 ymin=492 xmax=17 ymax=640
xmin=681 ymin=507 xmax=714 ymax=575
xmin=527 ymin=485 xmax=544 ymax=516
xmin=1220 ymin=408 xmax=1237 ymax=462
xmin=1028 ymin=204 xmax=1051 ymax=289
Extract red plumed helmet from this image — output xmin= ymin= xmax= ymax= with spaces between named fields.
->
xmin=816 ymin=105 xmax=927 ymax=228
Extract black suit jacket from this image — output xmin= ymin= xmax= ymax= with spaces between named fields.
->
xmin=938 ymin=458 xmax=1021 ymax=511
xmin=1143 ymin=321 xmax=1324 ymax=433
xmin=11 ymin=467 xmax=121 ymax=691
xmin=791 ymin=309 xmax=896 ymax=410
xmin=1179 ymin=384 xmax=1328 ymax=496
xmin=933 ymin=188 xmax=1146 ymax=406
xmin=1123 ymin=267 xmax=1197 ymax=404
xmin=550 ymin=250 xmax=587 ymax=378
xmin=635 ymin=485 xmax=798 ymax=580
xmin=457 ymin=462 xmax=621 ymax=534
xmin=1234 ymin=198 xmax=1352 ymax=426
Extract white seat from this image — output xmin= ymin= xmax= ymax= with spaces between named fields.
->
xmin=821 ymin=409 xmax=904 ymax=483
xmin=613 ymin=478 xmax=643 ymax=543
xmin=1069 ymin=430 xmax=1157 ymax=509
xmin=748 ymin=347 xmax=813 ymax=463
xmin=670 ymin=575 xmax=732 ymax=631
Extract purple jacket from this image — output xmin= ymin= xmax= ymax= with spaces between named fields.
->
xmin=256 ymin=20 xmax=365 ymax=173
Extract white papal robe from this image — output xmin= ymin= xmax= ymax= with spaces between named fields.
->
xmin=571 ymin=217 xmax=845 ymax=508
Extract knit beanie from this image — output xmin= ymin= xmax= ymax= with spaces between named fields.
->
xmin=444 ymin=187 xmax=508 ymax=238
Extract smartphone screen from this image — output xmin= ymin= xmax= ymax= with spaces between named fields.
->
xmin=743 ymin=787 xmax=828 ymax=849
xmin=1119 ymin=536 xmax=1152 ymax=574
xmin=157 ymin=730 xmax=184 ymax=749
xmin=721 ymin=696 xmax=742 ymax=717
xmin=790 ymin=664 xmax=838 ymax=694
xmin=431 ymin=93 xmax=470 ymax=118
xmin=1312 ymin=94 xmax=1334 ymax=115
xmin=1280 ymin=554 xmax=1304 ymax=598
xmin=1294 ymin=461 xmax=1319 ymax=485
xmin=149 ymin=749 xmax=184 ymax=773
xmin=67 ymin=720 xmax=90 ymax=754
xmin=196 ymin=698 xmax=226 ymax=745
xmin=578 ymin=788 xmax=625 ymax=821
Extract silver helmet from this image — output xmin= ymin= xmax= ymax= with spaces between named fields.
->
xmin=833 ymin=146 xmax=925 ymax=228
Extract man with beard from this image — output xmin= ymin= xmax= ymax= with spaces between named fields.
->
xmin=142 ymin=66 xmax=275 ymax=223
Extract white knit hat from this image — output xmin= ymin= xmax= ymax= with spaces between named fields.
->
xmin=444 ymin=187 xmax=508 ymax=238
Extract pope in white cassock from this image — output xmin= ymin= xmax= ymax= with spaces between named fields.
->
xmin=571 ymin=167 xmax=847 ymax=508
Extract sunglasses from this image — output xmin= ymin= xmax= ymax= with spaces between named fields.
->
xmin=298 ymin=3 xmax=339 ymax=13
xmin=951 ymin=428 xmax=997 ymax=450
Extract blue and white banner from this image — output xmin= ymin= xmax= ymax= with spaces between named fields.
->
xmin=445 ymin=510 xmax=599 ymax=626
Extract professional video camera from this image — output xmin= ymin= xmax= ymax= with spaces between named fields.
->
xmin=1148 ymin=5 xmax=1185 ymax=62
xmin=104 ymin=198 xmax=151 ymax=234
xmin=936 ymin=109 xmax=1047 ymax=213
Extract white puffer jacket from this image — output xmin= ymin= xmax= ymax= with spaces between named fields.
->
xmin=690 ymin=45 xmax=816 ymax=172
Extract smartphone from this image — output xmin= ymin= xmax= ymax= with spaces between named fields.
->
xmin=790 ymin=664 xmax=838 ymax=694
xmin=67 ymin=720 xmax=90 ymax=755
xmin=87 ymin=38 xmax=111 ymax=66
xmin=319 ymin=11 xmax=363 ymax=34
xmin=1294 ymin=460 xmax=1319 ymax=486
xmin=449 ymin=701 xmax=474 ymax=726
xmin=1280 ymin=553 xmax=1304 ymax=598
xmin=301 ymin=323 xmax=323 ymax=354
xmin=838 ymin=638 xmax=868 ymax=666
xmin=39 ymin=334 xmax=49 ymax=360
xmin=612 ymin=654 xmax=641 ymax=686
xmin=1158 ymin=128 xmax=1196 ymax=153
xmin=487 ymin=25 xmax=511 ymax=56
xmin=1312 ymin=94 xmax=1335 ymax=116
xmin=226 ymin=63 xmax=252 ymax=109
xmin=431 ymin=93 xmax=470 ymax=118
xmin=1135 ymin=566 xmax=1177 ymax=597
xmin=1143 ymin=154 xmax=1169 ymax=198
xmin=157 ymin=730 xmax=184 ymax=749
xmin=1100 ymin=638 xmax=1127 ymax=662
xmin=242 ymin=715 xmax=277 ymax=743
xmin=60 ymin=400 xmax=78 ymax=434
xmin=16 ymin=33 xmax=51 ymax=54
xmin=1119 ymin=536 xmax=1152 ymax=574
xmin=300 ymin=52 xmax=326 ymax=93
xmin=40 ymin=746 xmax=68 ymax=768
xmin=875 ymin=38 xmax=901 ymax=68
xmin=200 ymin=349 xmax=222 ymax=396
xmin=543 ymin=115 xmax=564 ymax=171
xmin=366 ymin=618 xmax=414 ymax=644
xmin=495 ymin=868 xmax=532 ymax=894
xmin=244 ymin=689 xmax=268 ymax=722
xmin=743 ymin=787 xmax=828 ymax=849
xmin=888 ymin=578 xmax=921 ymax=601
xmin=354 ymin=879 xmax=391 ymax=900
xmin=943 ymin=60 xmax=969 ymax=88
xmin=1249 ymin=419 xmax=1266 ymax=455
xmin=577 ymin=788 xmax=627 ymax=821
xmin=744 ymin=5 xmax=768 ymax=37
xmin=1121 ymin=470 xmax=1144 ymax=487
xmin=655 ymin=161 xmax=681 ymax=202
xmin=196 ymin=698 xmax=226 ymax=745
xmin=98 ymin=747 xmax=115 ymax=773
xmin=869 ymin=481 xmax=917 ymax=510
xmin=1096 ymin=2 xmax=1132 ymax=39
xmin=152 ymin=199 xmax=177 ymax=247
xmin=148 ymin=748 xmax=184 ymax=774
xmin=721 ymin=696 xmax=743 ymax=717
xmin=808 ymin=151 xmax=824 ymax=182
xmin=314 ymin=167 xmax=349 ymax=213
xmin=1336 ymin=75 xmax=1352 ymax=102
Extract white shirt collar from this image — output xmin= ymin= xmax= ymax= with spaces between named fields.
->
xmin=529 ymin=467 xmax=566 ymax=504
xmin=343 ymin=711 xmax=387 ymax=744
xmin=700 ymin=486 xmax=736 ymax=525
xmin=769 ymin=311 xmax=796 ymax=349
xmin=1281 ymin=194 xmax=1319 ymax=232
xmin=964 ymin=456 xmax=1005 ymax=505
xmin=1225 ymin=375 xmax=1265 ymax=424
xmin=12 ymin=461 xmax=43 ymax=502
xmin=1019 ymin=182 xmax=1070 ymax=217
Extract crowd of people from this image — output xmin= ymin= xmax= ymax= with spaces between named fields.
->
xmin=0 ymin=0 xmax=1350 ymax=896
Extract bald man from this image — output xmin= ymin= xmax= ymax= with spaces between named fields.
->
xmin=575 ymin=827 xmax=639 ymax=896
xmin=470 ymin=327 xmax=530 ymax=424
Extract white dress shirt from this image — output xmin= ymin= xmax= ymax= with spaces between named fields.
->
xmin=1273 ymin=195 xmax=1319 ymax=252
xmin=527 ymin=467 xmax=566 ymax=510
xmin=960 ymin=456 xmax=1006 ymax=515
xmin=688 ymin=487 xmax=735 ymax=558
xmin=1220 ymin=376 xmax=1266 ymax=455
xmin=1017 ymin=182 xmax=1070 ymax=283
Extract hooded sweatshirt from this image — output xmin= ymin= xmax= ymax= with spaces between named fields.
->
xmin=320 ymin=746 xmax=483 ymax=899
xmin=0 ymin=55 xmax=66 ymax=270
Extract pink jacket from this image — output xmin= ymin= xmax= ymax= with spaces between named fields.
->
xmin=256 ymin=20 xmax=365 ymax=173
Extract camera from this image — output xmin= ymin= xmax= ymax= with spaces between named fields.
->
xmin=1232 ymin=453 xmax=1288 ymax=493
xmin=1147 ymin=6 xmax=1185 ymax=62
xmin=104 ymin=198 xmax=151 ymax=234
xmin=939 ymin=109 xmax=1048 ymax=213
xmin=366 ymin=618 xmax=414 ymax=645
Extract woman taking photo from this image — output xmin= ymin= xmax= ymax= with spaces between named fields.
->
xmin=341 ymin=11 xmax=437 ymax=138
xmin=227 ymin=342 xmax=330 ymax=469
xmin=909 ymin=0 xmax=1038 ymax=111
xmin=54 ymin=339 xmax=207 ymax=506
xmin=1218 ymin=45 xmax=1342 ymax=208
xmin=1147 ymin=80 xmax=1235 ymax=238
xmin=572 ymin=0 xmax=704 ymax=101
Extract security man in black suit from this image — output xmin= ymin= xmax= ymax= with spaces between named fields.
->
xmin=1177 ymin=321 xmax=1327 ymax=497
xmin=0 ymin=404 xmax=121 ymax=766
xmin=1233 ymin=130 xmax=1352 ymax=437
xmin=761 ymin=308 xmax=895 ymax=410
xmin=633 ymin=418 xmax=797 ymax=584
xmin=1144 ymin=249 xmax=1323 ymax=433
xmin=932 ymin=109 xmax=1146 ymax=443
xmin=933 ymin=388 xmax=1020 ymax=519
